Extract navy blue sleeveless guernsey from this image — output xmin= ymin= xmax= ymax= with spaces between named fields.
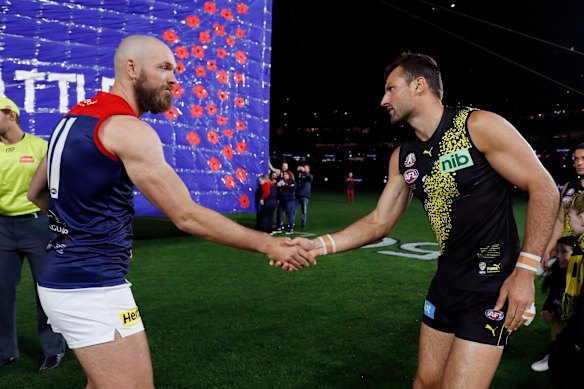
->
xmin=39 ymin=92 xmax=138 ymax=289
xmin=399 ymin=107 xmax=520 ymax=292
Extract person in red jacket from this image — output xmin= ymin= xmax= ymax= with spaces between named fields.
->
xmin=256 ymin=174 xmax=278 ymax=233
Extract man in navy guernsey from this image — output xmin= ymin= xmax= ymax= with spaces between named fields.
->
xmin=27 ymin=35 xmax=315 ymax=388
xmin=290 ymin=52 xmax=559 ymax=388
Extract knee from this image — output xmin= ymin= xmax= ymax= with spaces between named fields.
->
xmin=413 ymin=373 xmax=438 ymax=389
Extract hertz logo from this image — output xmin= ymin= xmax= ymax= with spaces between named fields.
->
xmin=120 ymin=307 xmax=141 ymax=328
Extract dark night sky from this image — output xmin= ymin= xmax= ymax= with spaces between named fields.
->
xmin=269 ymin=0 xmax=584 ymax=127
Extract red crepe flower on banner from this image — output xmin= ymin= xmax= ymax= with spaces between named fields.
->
xmin=204 ymin=1 xmax=217 ymax=14
xmin=235 ymin=28 xmax=245 ymax=39
xmin=199 ymin=31 xmax=212 ymax=44
xmin=190 ymin=105 xmax=203 ymax=118
xmin=175 ymin=46 xmax=189 ymax=59
xmin=192 ymin=45 xmax=205 ymax=59
xmin=217 ymin=72 xmax=228 ymax=85
xmin=207 ymin=60 xmax=217 ymax=71
xmin=195 ymin=66 xmax=206 ymax=77
xmin=236 ymin=168 xmax=247 ymax=182
xmin=207 ymin=130 xmax=219 ymax=144
xmin=163 ymin=30 xmax=179 ymax=44
xmin=223 ymin=129 xmax=234 ymax=138
xmin=217 ymin=115 xmax=227 ymax=126
xmin=187 ymin=15 xmax=200 ymax=28
xmin=172 ymin=84 xmax=183 ymax=99
xmin=239 ymin=194 xmax=250 ymax=208
xmin=221 ymin=9 xmax=234 ymax=21
xmin=216 ymin=48 xmax=227 ymax=60
xmin=225 ymin=36 xmax=235 ymax=47
xmin=176 ymin=62 xmax=185 ymax=74
xmin=193 ymin=85 xmax=208 ymax=99
xmin=206 ymin=104 xmax=217 ymax=115
xmin=234 ymin=97 xmax=245 ymax=108
xmin=164 ymin=106 xmax=179 ymax=120
xmin=236 ymin=3 xmax=248 ymax=14
xmin=236 ymin=141 xmax=247 ymax=153
xmin=236 ymin=120 xmax=246 ymax=131
xmin=224 ymin=175 xmax=236 ymax=189
xmin=208 ymin=157 xmax=221 ymax=172
xmin=187 ymin=131 xmax=200 ymax=146
xmin=223 ymin=145 xmax=233 ymax=159
xmin=235 ymin=51 xmax=247 ymax=65
xmin=218 ymin=89 xmax=228 ymax=100
xmin=213 ymin=23 xmax=226 ymax=36
xmin=234 ymin=73 xmax=244 ymax=83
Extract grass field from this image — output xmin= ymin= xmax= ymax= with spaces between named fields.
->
xmin=6 ymin=190 xmax=553 ymax=388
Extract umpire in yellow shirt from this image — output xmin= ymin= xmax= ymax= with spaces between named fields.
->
xmin=0 ymin=96 xmax=65 ymax=372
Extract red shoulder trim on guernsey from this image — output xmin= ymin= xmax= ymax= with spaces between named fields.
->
xmin=69 ymin=92 xmax=139 ymax=161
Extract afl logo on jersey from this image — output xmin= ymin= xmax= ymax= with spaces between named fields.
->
xmin=403 ymin=169 xmax=419 ymax=184
xmin=404 ymin=153 xmax=416 ymax=168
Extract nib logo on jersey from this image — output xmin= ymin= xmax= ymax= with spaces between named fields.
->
xmin=439 ymin=148 xmax=474 ymax=173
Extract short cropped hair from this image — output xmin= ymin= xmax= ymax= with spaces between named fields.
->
xmin=384 ymin=52 xmax=443 ymax=100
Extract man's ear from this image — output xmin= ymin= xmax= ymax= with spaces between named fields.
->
xmin=126 ymin=59 xmax=138 ymax=80
xmin=412 ymin=76 xmax=426 ymax=95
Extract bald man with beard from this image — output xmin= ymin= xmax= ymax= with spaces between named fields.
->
xmin=27 ymin=35 xmax=315 ymax=388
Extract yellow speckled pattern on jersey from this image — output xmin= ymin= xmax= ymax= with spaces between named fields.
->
xmin=423 ymin=109 xmax=475 ymax=252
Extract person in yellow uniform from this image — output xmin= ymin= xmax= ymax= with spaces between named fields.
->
xmin=0 ymin=96 xmax=65 ymax=372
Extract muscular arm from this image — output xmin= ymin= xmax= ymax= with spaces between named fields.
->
xmin=468 ymin=110 xmax=560 ymax=330
xmin=27 ymin=156 xmax=49 ymax=212
xmin=100 ymin=116 xmax=314 ymax=269
xmin=308 ymin=148 xmax=412 ymax=254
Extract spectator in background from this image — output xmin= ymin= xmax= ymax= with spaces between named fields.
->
xmin=256 ymin=174 xmax=278 ymax=234
xmin=0 ymin=96 xmax=66 ymax=372
xmin=549 ymin=193 xmax=584 ymax=388
xmin=531 ymin=236 xmax=574 ymax=372
xmin=542 ymin=143 xmax=584 ymax=271
xmin=345 ymin=172 xmax=355 ymax=204
xmin=270 ymin=161 xmax=290 ymax=232
xmin=295 ymin=164 xmax=313 ymax=228
xmin=276 ymin=170 xmax=296 ymax=233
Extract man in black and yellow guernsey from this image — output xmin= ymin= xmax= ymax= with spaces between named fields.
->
xmin=289 ymin=53 xmax=559 ymax=388
xmin=541 ymin=143 xmax=584 ymax=271
xmin=0 ymin=96 xmax=65 ymax=372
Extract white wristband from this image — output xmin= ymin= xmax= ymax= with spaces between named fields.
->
xmin=515 ymin=251 xmax=541 ymax=273
xmin=317 ymin=236 xmax=327 ymax=255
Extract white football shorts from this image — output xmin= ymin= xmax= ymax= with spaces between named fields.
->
xmin=37 ymin=281 xmax=145 ymax=349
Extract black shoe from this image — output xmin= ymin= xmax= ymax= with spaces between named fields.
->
xmin=0 ymin=356 xmax=17 ymax=368
xmin=39 ymin=353 xmax=64 ymax=373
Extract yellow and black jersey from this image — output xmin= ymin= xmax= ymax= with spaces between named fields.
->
xmin=561 ymin=179 xmax=584 ymax=237
xmin=399 ymin=106 xmax=520 ymax=292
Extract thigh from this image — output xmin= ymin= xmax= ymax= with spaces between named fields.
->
xmin=74 ymin=330 xmax=154 ymax=389
xmin=414 ymin=323 xmax=454 ymax=388
xmin=442 ymin=337 xmax=503 ymax=389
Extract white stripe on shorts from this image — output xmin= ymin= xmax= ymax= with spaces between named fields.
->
xmin=37 ymin=281 xmax=145 ymax=349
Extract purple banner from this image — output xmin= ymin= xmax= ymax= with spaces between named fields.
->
xmin=0 ymin=0 xmax=272 ymax=215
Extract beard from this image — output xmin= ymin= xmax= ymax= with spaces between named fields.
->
xmin=134 ymin=73 xmax=172 ymax=114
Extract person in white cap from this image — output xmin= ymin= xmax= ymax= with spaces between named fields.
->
xmin=0 ymin=96 xmax=66 ymax=372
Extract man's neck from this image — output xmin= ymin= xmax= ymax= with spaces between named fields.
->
xmin=0 ymin=126 xmax=25 ymax=145
xmin=410 ymin=101 xmax=444 ymax=142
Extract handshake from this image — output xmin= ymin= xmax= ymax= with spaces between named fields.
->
xmin=265 ymin=234 xmax=337 ymax=272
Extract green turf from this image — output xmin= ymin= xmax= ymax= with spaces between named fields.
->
xmin=7 ymin=190 xmax=552 ymax=388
